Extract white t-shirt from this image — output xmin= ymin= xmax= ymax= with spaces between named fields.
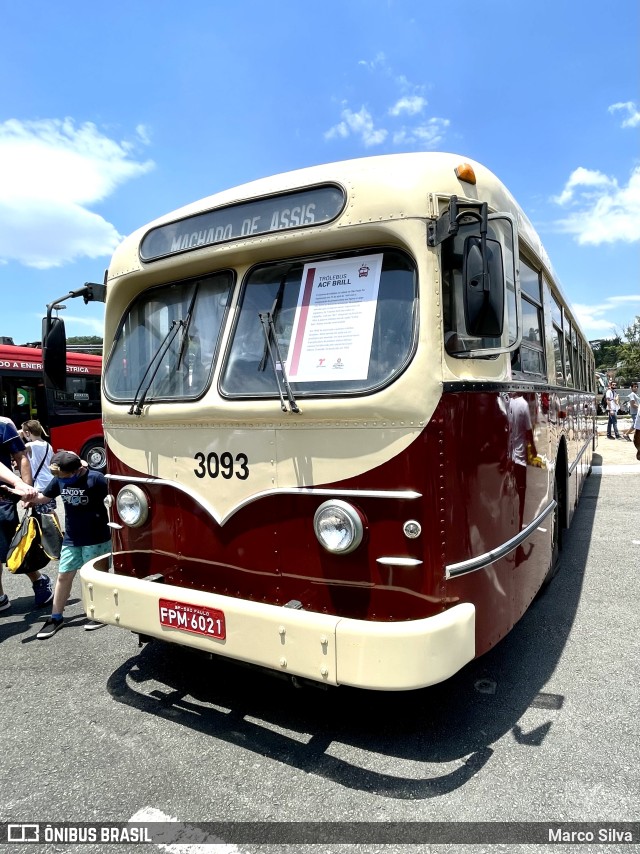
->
xmin=508 ymin=396 xmax=532 ymax=467
xmin=27 ymin=439 xmax=54 ymax=491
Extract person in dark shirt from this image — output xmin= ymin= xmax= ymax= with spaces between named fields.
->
xmin=23 ymin=450 xmax=111 ymax=639
xmin=0 ymin=418 xmax=53 ymax=612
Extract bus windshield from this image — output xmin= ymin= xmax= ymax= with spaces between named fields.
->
xmin=105 ymin=271 xmax=233 ymax=402
xmin=220 ymin=248 xmax=417 ymax=398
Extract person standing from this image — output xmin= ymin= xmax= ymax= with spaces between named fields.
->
xmin=21 ymin=451 xmax=110 ymax=639
xmin=624 ymin=382 xmax=639 ymax=441
xmin=605 ymin=380 xmax=621 ymax=440
xmin=21 ymin=420 xmax=59 ymax=522
xmin=0 ymin=418 xmax=53 ymax=613
xmin=508 ymin=393 xmax=537 ymax=532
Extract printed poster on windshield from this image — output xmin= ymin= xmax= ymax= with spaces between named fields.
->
xmin=285 ymin=254 xmax=383 ymax=382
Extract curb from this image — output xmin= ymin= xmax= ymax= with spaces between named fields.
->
xmin=591 ymin=464 xmax=639 ymax=476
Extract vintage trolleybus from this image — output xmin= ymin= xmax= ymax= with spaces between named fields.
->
xmin=73 ymin=153 xmax=596 ymax=690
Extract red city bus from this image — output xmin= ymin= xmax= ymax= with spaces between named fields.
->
xmin=50 ymin=153 xmax=595 ymax=690
xmin=0 ymin=341 xmax=105 ymax=470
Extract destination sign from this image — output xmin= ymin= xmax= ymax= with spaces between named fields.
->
xmin=140 ymin=185 xmax=345 ymax=262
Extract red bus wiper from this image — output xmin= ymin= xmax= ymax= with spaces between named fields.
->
xmin=258 ymin=312 xmax=300 ymax=414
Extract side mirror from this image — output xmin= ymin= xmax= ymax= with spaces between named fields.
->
xmin=463 ymin=236 xmax=504 ymax=337
xmin=42 ymin=316 xmax=67 ymax=391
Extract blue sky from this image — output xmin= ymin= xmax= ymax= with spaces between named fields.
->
xmin=1 ymin=0 xmax=638 ymax=346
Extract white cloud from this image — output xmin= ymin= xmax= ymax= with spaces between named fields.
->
xmin=0 ymin=118 xmax=154 ymax=268
xmin=552 ymin=166 xmax=640 ymax=244
xmin=327 ymin=56 xmax=448 ymax=152
xmin=389 ymin=96 xmax=427 ymax=116
xmin=358 ymin=52 xmax=387 ymax=72
xmin=393 ymin=118 xmax=450 ymax=149
xmin=572 ymin=295 xmax=640 ymax=337
xmin=325 ymin=106 xmax=388 ymax=147
xmin=551 ymin=167 xmax=615 ymax=206
xmin=608 ymin=101 xmax=640 ymax=128
xmin=35 ymin=312 xmax=106 ymax=336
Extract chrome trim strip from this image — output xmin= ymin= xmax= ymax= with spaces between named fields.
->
xmin=106 ymin=474 xmax=421 ymax=526
xmin=568 ymin=435 xmax=595 ymax=476
xmin=376 ymin=557 xmax=422 ymax=567
xmin=445 ymin=500 xmax=556 ymax=579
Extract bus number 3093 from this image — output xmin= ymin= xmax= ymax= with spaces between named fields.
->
xmin=193 ymin=451 xmax=249 ymax=480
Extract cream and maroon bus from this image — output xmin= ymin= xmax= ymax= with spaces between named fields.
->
xmin=67 ymin=152 xmax=595 ymax=690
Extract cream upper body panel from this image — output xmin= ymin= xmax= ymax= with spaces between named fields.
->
xmin=103 ymin=217 xmax=435 ymax=521
xmin=100 ymin=152 xmax=562 ymax=519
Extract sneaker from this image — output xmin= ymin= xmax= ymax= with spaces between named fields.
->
xmin=33 ymin=574 xmax=54 ymax=607
xmin=84 ymin=619 xmax=106 ymax=631
xmin=0 ymin=593 xmax=10 ymax=612
xmin=36 ymin=617 xmax=64 ymax=640
xmin=625 ymin=435 xmax=632 ymax=442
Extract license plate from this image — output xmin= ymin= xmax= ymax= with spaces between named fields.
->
xmin=159 ymin=598 xmax=226 ymax=639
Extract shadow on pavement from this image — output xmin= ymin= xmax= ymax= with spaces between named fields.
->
xmin=104 ymin=475 xmax=600 ymax=800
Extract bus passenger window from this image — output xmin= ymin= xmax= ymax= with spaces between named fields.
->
xmin=512 ymin=259 xmax=545 ymax=379
xmin=552 ymin=325 xmax=565 ymax=386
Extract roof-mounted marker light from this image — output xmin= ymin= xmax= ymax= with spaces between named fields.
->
xmin=455 ymin=163 xmax=476 ymax=185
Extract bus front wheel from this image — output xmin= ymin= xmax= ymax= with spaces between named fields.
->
xmin=541 ymin=477 xmax=562 ymax=589
xmin=82 ymin=439 xmax=107 ymax=472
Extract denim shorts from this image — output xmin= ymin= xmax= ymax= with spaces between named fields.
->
xmin=59 ymin=541 xmax=111 ymax=574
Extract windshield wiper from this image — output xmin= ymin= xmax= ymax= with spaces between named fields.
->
xmin=176 ymin=284 xmax=199 ymax=370
xmin=128 ymin=319 xmax=184 ymax=416
xmin=258 ymin=267 xmax=296 ymax=373
xmin=258 ymin=311 xmax=300 ymax=414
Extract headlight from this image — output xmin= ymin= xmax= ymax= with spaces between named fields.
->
xmin=116 ymin=485 xmax=149 ymax=528
xmin=313 ymin=500 xmax=364 ymax=554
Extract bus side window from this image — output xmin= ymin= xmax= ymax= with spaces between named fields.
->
xmin=512 ymin=258 xmax=545 ymax=379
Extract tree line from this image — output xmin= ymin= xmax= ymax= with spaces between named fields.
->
xmin=67 ymin=335 xmax=103 ymax=355
xmin=591 ymin=315 xmax=640 ymax=386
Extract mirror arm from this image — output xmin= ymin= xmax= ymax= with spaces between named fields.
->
xmin=428 ymin=196 xmax=490 ymax=248
xmin=46 ymin=282 xmax=106 ymax=319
